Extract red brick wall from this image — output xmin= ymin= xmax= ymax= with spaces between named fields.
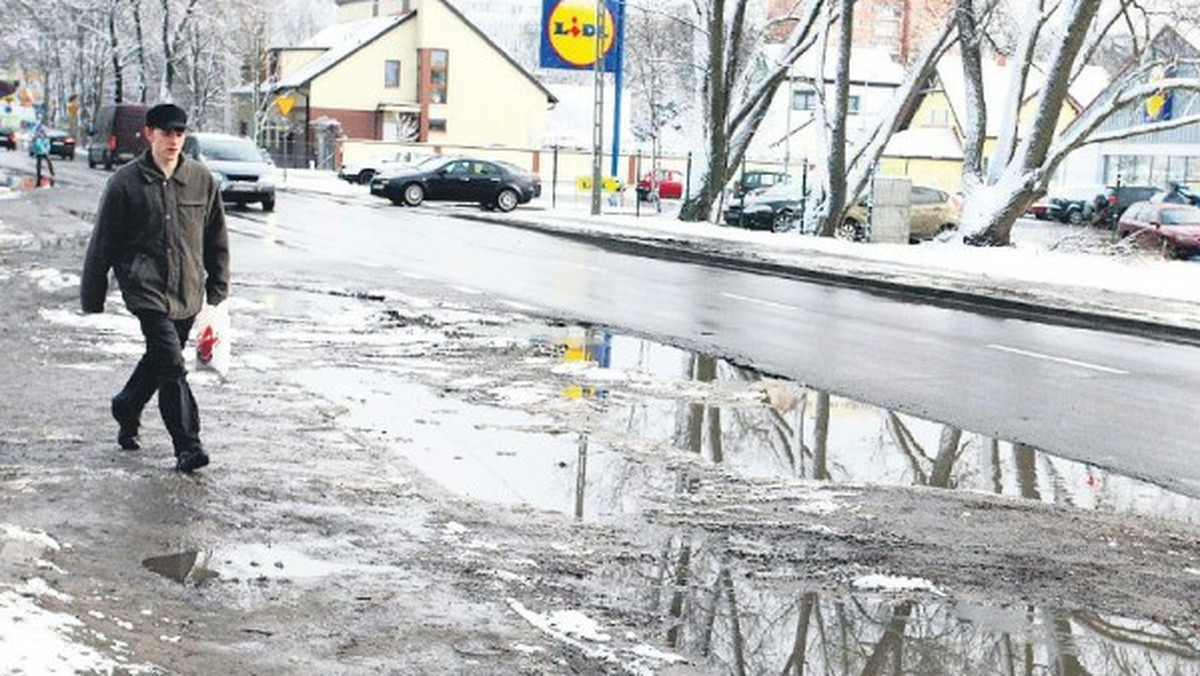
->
xmin=310 ymin=107 xmax=378 ymax=140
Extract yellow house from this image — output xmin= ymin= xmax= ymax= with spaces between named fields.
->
xmin=257 ymin=0 xmax=556 ymax=167
xmin=880 ymin=53 xmax=1104 ymax=191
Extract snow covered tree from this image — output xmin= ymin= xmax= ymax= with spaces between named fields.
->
xmin=957 ymin=0 xmax=1200 ymax=246
xmin=673 ymin=0 xmax=827 ymax=222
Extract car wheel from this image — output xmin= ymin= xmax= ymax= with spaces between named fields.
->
xmin=495 ymin=188 xmax=520 ymax=212
xmin=262 ymin=196 xmax=275 ymax=212
xmin=87 ymin=153 xmax=95 ymax=169
xmin=1067 ymin=209 xmax=1084 ymax=225
xmin=402 ymin=183 xmax=425 ymax=207
xmin=836 ymin=218 xmax=865 ymax=242
xmin=357 ymin=169 xmax=375 ymax=185
xmin=770 ymin=210 xmax=791 ymax=232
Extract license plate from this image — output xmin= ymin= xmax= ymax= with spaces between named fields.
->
xmin=229 ymin=183 xmax=255 ymax=192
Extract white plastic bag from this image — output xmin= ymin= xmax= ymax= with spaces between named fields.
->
xmin=194 ymin=302 xmax=231 ymax=378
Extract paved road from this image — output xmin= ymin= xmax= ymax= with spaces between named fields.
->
xmin=211 ymin=191 xmax=1200 ymax=498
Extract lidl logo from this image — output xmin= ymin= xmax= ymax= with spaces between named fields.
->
xmin=540 ymin=0 xmax=623 ymax=72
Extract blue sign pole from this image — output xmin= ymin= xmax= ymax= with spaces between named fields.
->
xmin=609 ymin=0 xmax=625 ymax=179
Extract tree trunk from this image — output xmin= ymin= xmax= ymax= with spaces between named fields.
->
xmin=815 ymin=0 xmax=854 ymax=236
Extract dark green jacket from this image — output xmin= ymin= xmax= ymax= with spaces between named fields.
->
xmin=81 ymin=151 xmax=229 ymax=319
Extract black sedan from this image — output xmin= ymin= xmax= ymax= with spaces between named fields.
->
xmin=723 ymin=182 xmax=805 ymax=231
xmin=370 ymin=156 xmax=540 ymax=212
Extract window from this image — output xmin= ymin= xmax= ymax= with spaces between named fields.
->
xmin=429 ymin=118 xmax=447 ymax=133
xmin=792 ymin=89 xmax=816 ymax=111
xmin=429 ymin=49 xmax=448 ymax=104
xmin=384 ymin=60 xmax=400 ymax=88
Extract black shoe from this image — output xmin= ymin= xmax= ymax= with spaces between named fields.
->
xmin=175 ymin=449 xmax=210 ymax=473
xmin=111 ymin=396 xmax=140 ymax=450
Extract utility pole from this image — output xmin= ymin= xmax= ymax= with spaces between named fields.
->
xmin=589 ymin=0 xmax=606 ymax=216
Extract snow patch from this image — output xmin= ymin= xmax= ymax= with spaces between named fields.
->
xmin=852 ymin=573 xmax=945 ymax=596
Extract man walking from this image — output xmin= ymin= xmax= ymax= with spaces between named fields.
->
xmin=80 ymin=102 xmax=229 ymax=473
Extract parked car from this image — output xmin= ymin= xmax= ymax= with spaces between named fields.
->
xmin=730 ymin=170 xmax=789 ymax=199
xmin=839 ymin=185 xmax=962 ymax=242
xmin=182 ymin=132 xmax=277 ymax=212
xmin=87 ymin=103 xmax=150 ymax=169
xmin=338 ymin=149 xmax=437 ymax=184
xmin=1026 ymin=198 xmax=1053 ymax=220
xmin=636 ymin=168 xmax=683 ymax=201
xmin=1116 ymin=201 xmax=1200 ymax=259
xmin=0 ymin=127 xmax=16 ymax=150
xmin=28 ymin=128 xmax=76 ymax=160
xmin=1036 ymin=184 xmax=1108 ymax=225
xmin=722 ymin=181 xmax=805 ymax=231
xmin=1091 ymin=184 xmax=1158 ymax=227
xmin=372 ymin=156 xmax=540 ymax=211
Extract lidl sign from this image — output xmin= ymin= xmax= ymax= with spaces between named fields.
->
xmin=540 ymin=0 xmax=624 ymax=72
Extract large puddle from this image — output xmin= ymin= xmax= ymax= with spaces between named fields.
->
xmin=290 ymin=321 xmax=1200 ymax=672
xmin=295 ymin=324 xmax=1200 ymax=525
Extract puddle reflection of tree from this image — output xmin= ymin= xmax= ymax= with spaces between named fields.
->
xmin=639 ymin=534 xmax=1197 ymax=674
xmin=670 ymin=354 xmax=1100 ymax=508
xmin=611 ymin=352 xmax=1200 ymax=673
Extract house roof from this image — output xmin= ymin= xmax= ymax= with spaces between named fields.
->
xmin=276 ymin=14 xmax=410 ymax=89
xmin=934 ymin=53 xmax=1110 ymax=137
xmin=273 ymin=1 xmax=556 ymax=104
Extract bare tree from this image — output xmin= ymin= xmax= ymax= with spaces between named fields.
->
xmin=675 ymin=0 xmax=827 ymax=222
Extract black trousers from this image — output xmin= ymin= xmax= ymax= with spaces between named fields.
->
xmin=35 ymin=154 xmax=54 ymax=185
xmin=114 ymin=312 xmax=201 ymax=455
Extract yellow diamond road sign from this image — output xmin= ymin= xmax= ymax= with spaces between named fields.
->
xmin=275 ymin=95 xmax=295 ymax=117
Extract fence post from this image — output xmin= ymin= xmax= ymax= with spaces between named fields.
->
xmin=635 ymin=150 xmax=641 ymax=217
xmin=552 ymin=145 xmax=559 ymax=209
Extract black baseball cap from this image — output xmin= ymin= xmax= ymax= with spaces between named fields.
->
xmin=145 ymin=103 xmax=188 ymax=131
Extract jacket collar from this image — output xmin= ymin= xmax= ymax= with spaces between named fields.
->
xmin=136 ymin=151 xmax=190 ymax=186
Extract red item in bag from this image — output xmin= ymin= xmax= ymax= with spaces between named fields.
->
xmin=197 ymin=325 xmax=219 ymax=364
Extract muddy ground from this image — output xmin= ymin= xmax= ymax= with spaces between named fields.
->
xmin=1 ymin=181 xmax=1198 ymax=674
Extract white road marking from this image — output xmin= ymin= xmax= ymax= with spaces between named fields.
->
xmin=562 ymin=262 xmax=605 ymax=273
xmin=720 ymin=292 xmax=800 ymax=312
xmin=986 ymin=344 xmax=1128 ymax=375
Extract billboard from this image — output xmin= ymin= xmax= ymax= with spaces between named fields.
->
xmin=540 ymin=0 xmax=624 ymax=72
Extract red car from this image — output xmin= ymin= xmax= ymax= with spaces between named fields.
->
xmin=1116 ymin=201 xmax=1200 ymax=259
xmin=636 ymin=168 xmax=683 ymax=201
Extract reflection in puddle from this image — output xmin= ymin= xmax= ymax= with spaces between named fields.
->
xmin=144 ymin=544 xmax=377 ymax=584
xmin=627 ymin=551 xmax=1200 ymax=674
xmin=142 ymin=551 xmax=219 ymax=584
xmin=522 ymin=325 xmax=1200 ymax=524
xmin=293 ymin=319 xmax=1199 ymax=671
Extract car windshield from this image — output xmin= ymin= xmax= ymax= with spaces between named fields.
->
xmin=1159 ymin=208 xmax=1200 ymax=225
xmin=200 ymin=137 xmax=264 ymax=162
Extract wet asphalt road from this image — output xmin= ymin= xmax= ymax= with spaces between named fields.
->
xmin=217 ymin=190 xmax=1200 ymax=498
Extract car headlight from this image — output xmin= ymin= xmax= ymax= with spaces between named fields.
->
xmin=209 ymin=170 xmax=226 ymax=188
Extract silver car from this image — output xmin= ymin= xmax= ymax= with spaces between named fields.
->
xmin=183 ymin=132 xmax=277 ymax=212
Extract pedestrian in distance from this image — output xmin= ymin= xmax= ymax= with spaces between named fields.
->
xmin=80 ymin=102 xmax=230 ymax=473
xmin=31 ymin=123 xmax=55 ymax=187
